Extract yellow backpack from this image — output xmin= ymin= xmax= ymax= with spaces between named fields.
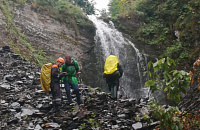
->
xmin=104 ymin=55 xmax=119 ymax=75
xmin=40 ymin=63 xmax=52 ymax=92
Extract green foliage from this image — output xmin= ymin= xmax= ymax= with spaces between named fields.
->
xmin=137 ymin=21 xmax=169 ymax=45
xmin=149 ymin=98 xmax=184 ymax=129
xmin=79 ymin=111 xmax=102 ymax=129
xmin=87 ymin=97 xmax=90 ymax=101
xmin=25 ymin=115 xmax=28 ymax=119
xmin=35 ymin=0 xmax=59 ymax=7
xmin=15 ymin=0 xmax=27 ymax=5
xmin=142 ymin=114 xmax=149 ymax=121
xmin=135 ymin=114 xmax=140 ymax=121
xmin=73 ymin=0 xmax=95 ymax=15
xmin=34 ymin=0 xmax=94 ymax=37
xmin=109 ymin=0 xmax=135 ymax=18
xmin=162 ymin=43 xmax=190 ymax=62
xmin=99 ymin=9 xmax=109 ymax=20
xmin=0 ymin=1 xmax=14 ymax=29
xmin=56 ymin=33 xmax=78 ymax=44
xmin=145 ymin=56 xmax=200 ymax=130
xmin=5 ymin=113 xmax=8 ymax=118
xmin=109 ymin=0 xmax=120 ymax=17
xmin=148 ymin=98 xmax=200 ymax=129
xmin=88 ymin=112 xmax=99 ymax=129
xmin=145 ymin=57 xmax=190 ymax=103
xmin=162 ymin=43 xmax=183 ymax=58
xmin=109 ymin=0 xmax=200 ymax=65
xmin=79 ymin=123 xmax=85 ymax=130
xmin=88 ymin=86 xmax=93 ymax=92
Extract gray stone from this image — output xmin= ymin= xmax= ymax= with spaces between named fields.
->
xmin=34 ymin=124 xmax=42 ymax=130
xmin=46 ymin=123 xmax=60 ymax=128
xmin=16 ymin=81 xmax=23 ymax=85
xmin=0 ymin=84 xmax=10 ymax=90
xmin=21 ymin=109 xmax=34 ymax=117
xmin=10 ymin=102 xmax=20 ymax=109
xmin=117 ymin=114 xmax=126 ymax=118
xmin=132 ymin=122 xmax=142 ymax=130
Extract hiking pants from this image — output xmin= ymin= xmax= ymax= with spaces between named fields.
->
xmin=64 ymin=82 xmax=80 ymax=105
xmin=50 ymin=83 xmax=61 ymax=111
xmin=108 ymin=82 xmax=119 ymax=100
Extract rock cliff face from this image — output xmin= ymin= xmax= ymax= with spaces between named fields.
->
xmin=0 ymin=3 xmax=98 ymax=87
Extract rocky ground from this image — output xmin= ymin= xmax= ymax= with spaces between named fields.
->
xmin=0 ymin=46 xmax=160 ymax=130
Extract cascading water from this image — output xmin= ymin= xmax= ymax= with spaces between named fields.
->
xmin=88 ymin=0 xmax=149 ymax=99
xmin=88 ymin=15 xmax=149 ymax=99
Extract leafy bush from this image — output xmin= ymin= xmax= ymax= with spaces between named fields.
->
xmin=146 ymin=58 xmax=200 ymax=129
xmin=145 ymin=57 xmax=190 ymax=103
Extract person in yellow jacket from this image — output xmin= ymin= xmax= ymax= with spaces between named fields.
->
xmin=103 ymin=55 xmax=123 ymax=100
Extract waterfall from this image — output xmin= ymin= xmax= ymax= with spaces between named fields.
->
xmin=88 ymin=15 xmax=149 ymax=99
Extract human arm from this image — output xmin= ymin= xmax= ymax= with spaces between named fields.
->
xmin=51 ymin=67 xmax=67 ymax=80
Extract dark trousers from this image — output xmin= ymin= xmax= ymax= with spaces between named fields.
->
xmin=50 ymin=83 xmax=61 ymax=111
xmin=108 ymin=82 xmax=119 ymax=100
xmin=64 ymin=82 xmax=81 ymax=105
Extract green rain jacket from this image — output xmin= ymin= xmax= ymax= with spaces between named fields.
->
xmin=61 ymin=58 xmax=79 ymax=85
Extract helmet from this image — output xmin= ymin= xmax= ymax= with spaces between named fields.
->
xmin=57 ymin=57 xmax=65 ymax=64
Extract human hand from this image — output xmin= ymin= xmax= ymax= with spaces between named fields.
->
xmin=77 ymin=72 xmax=81 ymax=74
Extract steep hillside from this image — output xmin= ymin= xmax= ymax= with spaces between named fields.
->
xmin=109 ymin=0 xmax=200 ymax=70
xmin=0 ymin=1 xmax=98 ymax=87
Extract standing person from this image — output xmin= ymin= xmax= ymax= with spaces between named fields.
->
xmin=103 ymin=55 xmax=123 ymax=101
xmin=61 ymin=56 xmax=81 ymax=105
xmin=51 ymin=57 xmax=66 ymax=112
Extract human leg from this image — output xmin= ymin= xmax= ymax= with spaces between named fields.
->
xmin=51 ymin=83 xmax=62 ymax=112
xmin=113 ymin=84 xmax=117 ymax=100
xmin=64 ymin=82 xmax=72 ymax=104
xmin=72 ymin=84 xmax=81 ymax=105
xmin=50 ymin=84 xmax=56 ymax=111
xmin=110 ymin=84 xmax=114 ymax=99
xmin=115 ymin=81 xmax=119 ymax=100
xmin=110 ymin=83 xmax=117 ymax=100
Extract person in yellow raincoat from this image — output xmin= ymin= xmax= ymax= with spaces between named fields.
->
xmin=103 ymin=55 xmax=123 ymax=100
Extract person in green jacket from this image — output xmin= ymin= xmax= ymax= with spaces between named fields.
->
xmin=61 ymin=56 xmax=81 ymax=105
